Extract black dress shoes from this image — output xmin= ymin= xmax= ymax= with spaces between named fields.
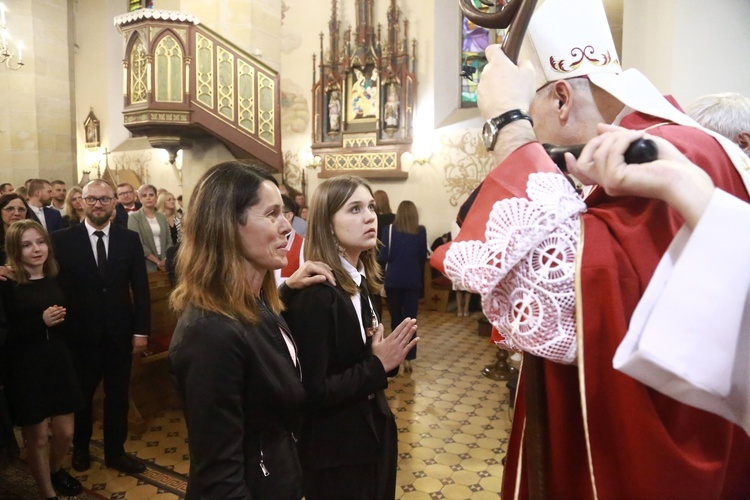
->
xmin=71 ymin=448 xmax=91 ymax=472
xmin=105 ymin=453 xmax=147 ymax=474
xmin=50 ymin=468 xmax=83 ymax=496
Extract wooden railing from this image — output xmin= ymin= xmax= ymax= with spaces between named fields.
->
xmin=114 ymin=9 xmax=282 ymax=170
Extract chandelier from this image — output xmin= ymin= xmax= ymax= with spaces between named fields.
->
xmin=0 ymin=3 xmax=25 ymax=70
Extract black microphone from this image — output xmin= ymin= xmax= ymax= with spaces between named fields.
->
xmin=543 ymin=138 xmax=658 ymax=173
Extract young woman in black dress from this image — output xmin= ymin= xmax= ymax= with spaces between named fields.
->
xmin=283 ymin=176 xmax=419 ymax=499
xmin=0 ymin=220 xmax=84 ymax=499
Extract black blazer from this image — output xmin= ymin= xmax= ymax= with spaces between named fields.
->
xmin=170 ymin=303 xmax=305 ymax=499
xmin=113 ymin=202 xmax=142 ymax=228
xmin=51 ymin=222 xmax=150 ymax=344
xmin=28 ymin=206 xmax=64 ymax=233
xmin=282 ymin=282 xmax=391 ymax=469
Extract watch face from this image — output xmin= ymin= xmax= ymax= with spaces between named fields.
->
xmin=482 ymin=121 xmax=497 ymax=151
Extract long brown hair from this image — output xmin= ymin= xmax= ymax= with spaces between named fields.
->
xmin=4 ymin=220 xmax=59 ymax=284
xmin=305 ymin=176 xmax=382 ymax=296
xmin=373 ymin=190 xmax=392 ymax=215
xmin=170 ymin=161 xmax=283 ymax=324
xmin=393 ymin=200 xmax=419 ymax=234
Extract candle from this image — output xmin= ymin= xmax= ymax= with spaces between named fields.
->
xmin=1 ymin=4 xmax=6 ymax=27
xmin=17 ymin=41 xmax=22 ymax=62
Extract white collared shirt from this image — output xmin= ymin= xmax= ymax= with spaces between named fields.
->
xmin=340 ymin=256 xmax=376 ymax=343
xmin=84 ymin=219 xmax=110 ymax=265
xmin=30 ymin=204 xmax=47 ymax=229
xmin=82 ymin=220 xmax=147 ymax=340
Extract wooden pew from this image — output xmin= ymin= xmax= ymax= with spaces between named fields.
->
xmin=127 ymin=272 xmax=180 ymax=433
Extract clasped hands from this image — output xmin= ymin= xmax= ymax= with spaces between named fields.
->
xmin=371 ymin=318 xmax=419 ymax=373
xmin=43 ymin=305 xmax=66 ymax=327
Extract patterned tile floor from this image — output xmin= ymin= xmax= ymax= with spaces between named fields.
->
xmin=11 ymin=308 xmax=511 ymax=499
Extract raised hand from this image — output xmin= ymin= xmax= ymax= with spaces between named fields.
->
xmin=371 ymin=317 xmax=418 ymax=373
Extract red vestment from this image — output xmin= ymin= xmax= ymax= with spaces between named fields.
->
xmin=279 ymin=231 xmax=303 ymax=279
xmin=431 ymin=111 xmax=750 ymax=498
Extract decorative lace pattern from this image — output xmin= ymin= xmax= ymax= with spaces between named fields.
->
xmin=114 ymin=10 xmax=200 ymax=27
xmin=445 ymin=173 xmax=586 ymax=364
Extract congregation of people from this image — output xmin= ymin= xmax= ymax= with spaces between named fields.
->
xmin=1 ymin=170 xmax=424 ymax=499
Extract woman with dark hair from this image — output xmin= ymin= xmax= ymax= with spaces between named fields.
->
xmin=0 ymin=220 xmax=84 ymax=499
xmin=378 ymin=200 xmax=427 ymax=374
xmin=169 ymin=161 xmax=334 ymax=499
xmin=283 ymin=176 xmax=419 ymax=500
xmin=1 ymin=193 xmax=30 ymax=263
xmin=128 ymin=184 xmax=173 ymax=272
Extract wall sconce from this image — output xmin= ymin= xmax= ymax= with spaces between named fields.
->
xmin=411 ymin=151 xmax=432 ymax=165
xmin=300 ymin=147 xmax=322 ymax=170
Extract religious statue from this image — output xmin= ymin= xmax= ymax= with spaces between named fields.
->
xmin=384 ymin=84 xmax=400 ymax=132
xmin=328 ymin=90 xmax=342 ymax=133
xmin=350 ymin=66 xmax=379 ymax=119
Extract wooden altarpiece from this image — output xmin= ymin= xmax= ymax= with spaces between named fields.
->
xmin=312 ymin=0 xmax=417 ymax=179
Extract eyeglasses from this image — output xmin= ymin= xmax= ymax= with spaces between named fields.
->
xmin=84 ymin=196 xmax=114 ymax=206
xmin=1 ymin=206 xmax=27 ymax=214
xmin=117 ymin=190 xmax=134 ymax=196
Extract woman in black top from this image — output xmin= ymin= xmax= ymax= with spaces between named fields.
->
xmin=0 ymin=220 xmax=83 ymax=499
xmin=169 ymin=161 xmax=334 ymax=499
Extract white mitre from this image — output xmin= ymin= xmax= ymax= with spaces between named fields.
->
xmin=519 ymin=0 xmax=750 ymax=187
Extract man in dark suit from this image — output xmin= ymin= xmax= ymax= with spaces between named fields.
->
xmin=113 ymin=182 xmax=142 ymax=228
xmin=52 ymin=179 xmax=151 ymax=474
xmin=26 ymin=178 xmax=64 ymax=232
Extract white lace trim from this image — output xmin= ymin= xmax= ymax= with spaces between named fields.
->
xmin=445 ymin=173 xmax=586 ymax=364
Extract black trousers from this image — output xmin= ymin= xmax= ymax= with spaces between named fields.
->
xmin=70 ymin=336 xmax=132 ymax=458
xmin=385 ymin=288 xmax=420 ymax=360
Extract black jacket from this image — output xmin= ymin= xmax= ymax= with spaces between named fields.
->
xmin=169 ymin=302 xmax=306 ymax=499
xmin=51 ymin=222 xmax=150 ymax=343
xmin=282 ymin=281 xmax=392 ymax=469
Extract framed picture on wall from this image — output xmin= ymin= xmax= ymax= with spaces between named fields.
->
xmin=84 ymin=109 xmax=100 ymax=149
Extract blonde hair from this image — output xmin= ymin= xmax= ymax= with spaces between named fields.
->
xmin=63 ymin=186 xmax=84 ymax=222
xmin=4 ymin=220 xmax=58 ymax=284
xmin=394 ymin=200 xmax=419 ymax=234
xmin=305 ymin=176 xmax=382 ymax=296
xmin=170 ymin=161 xmax=283 ymax=324
xmin=157 ymin=192 xmax=175 ymax=216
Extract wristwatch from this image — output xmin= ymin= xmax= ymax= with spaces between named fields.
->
xmin=482 ymin=109 xmax=534 ymax=151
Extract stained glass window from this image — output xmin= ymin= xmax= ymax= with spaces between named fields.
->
xmin=129 ymin=0 xmax=153 ymax=11
xmin=461 ymin=1 xmax=505 ymax=108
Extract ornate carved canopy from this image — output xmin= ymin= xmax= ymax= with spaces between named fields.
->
xmin=311 ymin=0 xmax=417 ymax=179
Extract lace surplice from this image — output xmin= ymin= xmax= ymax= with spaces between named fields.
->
xmin=443 ymin=173 xmax=587 ymax=364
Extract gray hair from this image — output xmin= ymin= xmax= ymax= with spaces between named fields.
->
xmin=686 ymin=92 xmax=750 ymax=145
